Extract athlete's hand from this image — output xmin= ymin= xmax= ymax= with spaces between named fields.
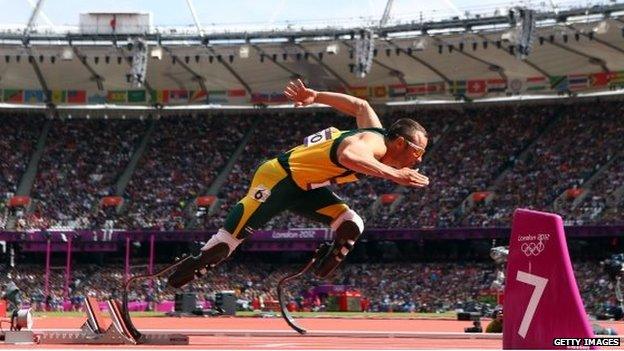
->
xmin=283 ymin=79 xmax=317 ymax=107
xmin=393 ymin=168 xmax=430 ymax=188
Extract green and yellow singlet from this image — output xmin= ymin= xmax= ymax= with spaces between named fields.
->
xmin=277 ymin=126 xmax=385 ymax=190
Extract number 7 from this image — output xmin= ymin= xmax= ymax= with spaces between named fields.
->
xmin=515 ymin=270 xmax=549 ymax=338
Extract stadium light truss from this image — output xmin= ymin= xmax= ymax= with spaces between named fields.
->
xmin=127 ymin=37 xmax=148 ymax=87
xmin=354 ymin=29 xmax=374 ymax=78
xmin=505 ymin=7 xmax=537 ymax=60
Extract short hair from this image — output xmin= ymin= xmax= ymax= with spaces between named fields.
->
xmin=386 ymin=118 xmax=428 ymax=142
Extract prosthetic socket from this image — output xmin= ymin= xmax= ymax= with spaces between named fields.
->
xmin=314 ymin=210 xmax=364 ymax=278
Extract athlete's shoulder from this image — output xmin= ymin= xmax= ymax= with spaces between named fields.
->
xmin=354 ymin=127 xmax=387 ymax=139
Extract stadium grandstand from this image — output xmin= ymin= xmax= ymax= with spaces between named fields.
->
xmin=0 ymin=0 xmax=623 ymax=348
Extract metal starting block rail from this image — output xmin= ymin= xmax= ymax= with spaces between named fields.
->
xmin=36 ymin=297 xmax=188 ymax=345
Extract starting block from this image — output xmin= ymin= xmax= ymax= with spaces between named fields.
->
xmin=503 ymin=209 xmax=594 ymax=349
xmin=38 ymin=297 xmax=188 ymax=345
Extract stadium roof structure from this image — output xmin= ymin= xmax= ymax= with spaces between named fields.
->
xmin=0 ymin=2 xmax=623 ymax=114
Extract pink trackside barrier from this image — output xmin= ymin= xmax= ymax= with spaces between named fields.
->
xmin=503 ymin=208 xmax=594 ymax=349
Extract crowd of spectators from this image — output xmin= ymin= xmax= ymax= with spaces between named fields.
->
xmin=30 ymin=119 xmax=146 ymax=229
xmin=122 ymin=114 xmax=251 ymax=230
xmin=0 ymin=114 xmax=43 ymax=195
xmin=1 ymin=260 xmax=617 ymax=317
xmin=0 ymin=114 xmax=44 ymax=229
xmin=463 ymin=102 xmax=624 ymax=227
xmin=558 ymin=154 xmax=624 ymax=225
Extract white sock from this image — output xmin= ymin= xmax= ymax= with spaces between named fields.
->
xmin=200 ymin=228 xmax=243 ymax=254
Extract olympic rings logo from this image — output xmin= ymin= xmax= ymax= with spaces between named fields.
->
xmin=521 ymin=241 xmax=545 ymax=257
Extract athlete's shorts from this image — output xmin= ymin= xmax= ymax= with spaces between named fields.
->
xmin=223 ymin=158 xmax=350 ymax=239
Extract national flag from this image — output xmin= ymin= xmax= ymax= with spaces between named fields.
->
xmin=608 ymin=71 xmax=624 ymax=87
xmin=486 ymin=79 xmax=507 ymax=93
xmin=169 ymin=90 xmax=189 ymax=104
xmin=4 ymin=89 xmax=24 ymax=103
xmin=127 ymin=90 xmax=146 ymax=103
xmin=406 ymin=84 xmax=428 ymax=96
xmin=107 ymin=90 xmax=127 ymax=103
xmin=590 ymin=72 xmax=612 ymax=88
xmin=150 ymin=90 xmax=169 ymax=104
xmin=208 ymin=90 xmax=227 ymax=103
xmin=451 ymin=80 xmax=466 ymax=95
xmin=227 ymin=89 xmax=246 ymax=97
xmin=371 ymin=86 xmax=387 ymax=98
xmin=427 ymin=82 xmax=446 ymax=95
xmin=24 ymin=90 xmax=44 ymax=103
xmin=525 ymin=76 xmax=548 ymax=91
xmin=51 ymin=90 xmax=66 ymax=104
xmin=549 ymin=76 xmax=568 ymax=92
xmin=567 ymin=74 xmax=588 ymax=91
xmin=87 ymin=92 xmax=107 ymax=104
xmin=388 ymin=84 xmax=407 ymax=98
xmin=67 ymin=90 xmax=86 ymax=104
xmin=467 ymin=79 xmax=486 ymax=95
xmin=349 ymin=86 xmax=368 ymax=99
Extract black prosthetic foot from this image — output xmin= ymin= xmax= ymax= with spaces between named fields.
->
xmin=167 ymin=243 xmax=230 ymax=288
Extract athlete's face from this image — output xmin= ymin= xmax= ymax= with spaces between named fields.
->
xmin=386 ymin=131 xmax=428 ymax=169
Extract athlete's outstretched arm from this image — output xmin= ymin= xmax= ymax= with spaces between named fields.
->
xmin=283 ymin=79 xmax=382 ymax=129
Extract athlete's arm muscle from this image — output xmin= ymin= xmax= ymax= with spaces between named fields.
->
xmin=336 ymin=133 xmax=429 ymax=188
xmin=283 ymin=79 xmax=383 ymax=129
xmin=315 ymin=92 xmax=382 ymax=129
xmin=337 ymin=136 xmax=397 ymax=180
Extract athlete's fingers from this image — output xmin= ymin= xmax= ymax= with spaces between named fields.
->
xmin=296 ymin=79 xmax=305 ymax=89
xmin=284 ymin=90 xmax=295 ymax=100
xmin=414 ymin=173 xmax=429 ymax=184
xmin=414 ymin=173 xmax=429 ymax=183
xmin=412 ymin=169 xmax=429 ymax=181
xmin=410 ymin=179 xmax=428 ymax=187
xmin=284 ymin=87 xmax=296 ymax=97
xmin=409 ymin=172 xmax=429 ymax=187
xmin=286 ymin=85 xmax=298 ymax=95
xmin=288 ymin=81 xmax=298 ymax=91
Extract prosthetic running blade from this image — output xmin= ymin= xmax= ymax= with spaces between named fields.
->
xmin=277 ymin=243 xmax=331 ymax=334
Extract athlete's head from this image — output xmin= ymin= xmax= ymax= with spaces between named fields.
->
xmin=382 ymin=118 xmax=428 ymax=169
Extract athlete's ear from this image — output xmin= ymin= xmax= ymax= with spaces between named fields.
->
xmin=386 ymin=136 xmax=401 ymax=151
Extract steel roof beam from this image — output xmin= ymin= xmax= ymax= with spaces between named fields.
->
xmin=293 ymin=43 xmax=350 ymax=90
xmin=71 ymin=46 xmax=105 ymax=91
xmin=205 ymin=46 xmax=253 ymax=95
xmin=387 ymin=40 xmax=452 ymax=85
xmin=548 ymin=41 xmax=610 ymax=72
xmin=476 ymin=34 xmax=552 ymax=79
xmin=161 ymin=46 xmax=207 ymax=92
xmin=566 ymin=24 xmax=624 ymax=57
xmin=251 ymin=44 xmax=301 ymax=79
xmin=431 ymin=37 xmax=507 ymax=81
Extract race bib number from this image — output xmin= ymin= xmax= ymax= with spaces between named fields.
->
xmin=303 ymin=127 xmax=335 ymax=147
xmin=251 ymin=185 xmax=271 ymax=203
